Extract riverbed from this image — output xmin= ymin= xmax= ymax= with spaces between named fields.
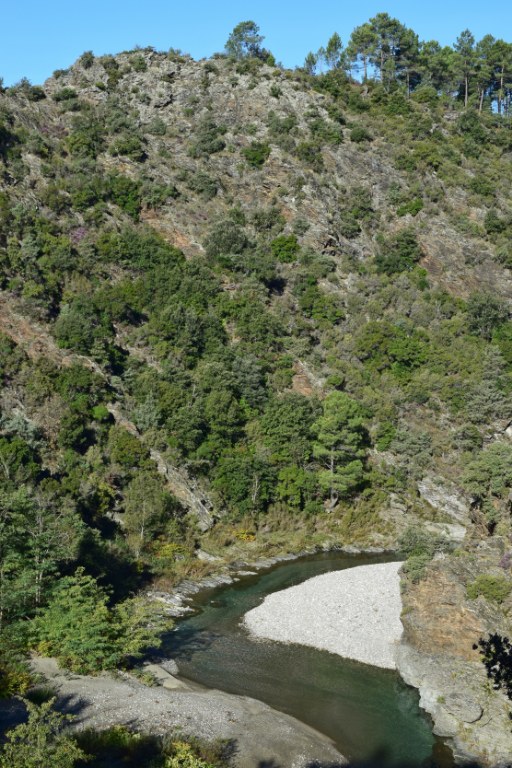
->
xmin=163 ymin=551 xmax=454 ymax=767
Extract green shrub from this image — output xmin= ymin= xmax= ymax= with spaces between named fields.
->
xmin=106 ymin=174 xmax=142 ymax=219
xmin=402 ymin=553 xmax=431 ymax=583
xmin=187 ymin=172 xmax=218 ymax=200
xmin=295 ymin=141 xmax=324 ymax=172
xmin=189 ymin=118 xmax=226 ymax=157
xmin=109 ymin=134 xmax=146 ymax=162
xmin=271 ymin=234 xmax=300 ymax=263
xmin=53 ymin=88 xmax=77 ymax=102
xmin=242 ymin=141 xmax=271 ymax=168
xmin=467 ymin=574 xmax=512 ymax=604
xmin=350 ymin=125 xmax=372 ymax=143
xmin=375 ymin=229 xmax=422 ymax=275
xmin=32 ymin=569 xmax=167 ymax=673
xmin=397 ymin=198 xmax=424 ymax=217
xmin=79 ymin=50 xmax=94 ymax=68
xmin=130 ymin=55 xmax=147 ymax=72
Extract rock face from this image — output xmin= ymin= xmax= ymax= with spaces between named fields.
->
xmin=417 ymin=477 xmax=471 ymax=526
xmin=397 ymin=546 xmax=512 ymax=766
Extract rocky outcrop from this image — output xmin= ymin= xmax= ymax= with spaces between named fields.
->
xmin=397 ymin=544 xmax=512 ymax=765
xmin=417 ymin=477 xmax=471 ymax=526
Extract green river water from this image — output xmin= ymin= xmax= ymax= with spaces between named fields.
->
xmin=163 ymin=552 xmax=454 ymax=767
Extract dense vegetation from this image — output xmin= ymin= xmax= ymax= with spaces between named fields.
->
xmin=2 ymin=13 xmax=512 ymax=763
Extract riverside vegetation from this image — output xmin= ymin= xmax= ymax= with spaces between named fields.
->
xmin=2 ymin=13 xmax=512 ymax=765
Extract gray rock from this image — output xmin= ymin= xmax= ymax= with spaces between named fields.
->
xmin=396 ymin=644 xmax=512 ymax=765
xmin=417 ymin=477 xmax=470 ymax=524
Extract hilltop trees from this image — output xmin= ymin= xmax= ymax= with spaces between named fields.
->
xmin=225 ymin=21 xmax=265 ymax=60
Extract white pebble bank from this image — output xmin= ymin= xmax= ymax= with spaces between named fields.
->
xmin=244 ymin=561 xmax=403 ymax=669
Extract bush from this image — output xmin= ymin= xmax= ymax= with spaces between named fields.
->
xmin=106 ymin=174 xmax=142 ymax=219
xmin=189 ymin=118 xmax=226 ymax=157
xmin=295 ymin=141 xmax=324 ymax=172
xmin=79 ymin=50 xmax=94 ymax=68
xmin=130 ymin=55 xmax=147 ymax=72
xmin=375 ymin=229 xmax=422 ymax=275
xmin=0 ymin=699 xmax=87 ymax=768
xmin=187 ymin=172 xmax=218 ymax=200
xmin=53 ymin=88 xmax=77 ymax=103
xmin=242 ymin=141 xmax=271 ymax=168
xmin=32 ymin=569 xmax=168 ymax=673
xmin=467 ymin=574 xmax=512 ymax=604
xmin=271 ymin=234 xmax=300 ymax=263
xmin=350 ymin=125 xmax=372 ymax=143
xmin=204 ymin=219 xmax=248 ymax=258
xmin=108 ymin=134 xmax=146 ymax=162
xmin=397 ymin=198 xmax=424 ymax=217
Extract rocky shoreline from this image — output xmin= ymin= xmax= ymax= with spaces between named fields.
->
xmin=148 ymin=543 xmax=389 ymax=617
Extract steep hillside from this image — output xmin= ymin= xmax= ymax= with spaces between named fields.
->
xmin=2 ymin=37 xmax=512 ymax=764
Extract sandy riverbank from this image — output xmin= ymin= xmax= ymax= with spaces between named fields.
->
xmin=244 ymin=561 xmax=403 ymax=669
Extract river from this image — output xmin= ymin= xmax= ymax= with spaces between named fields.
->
xmin=163 ymin=551 xmax=454 ymax=767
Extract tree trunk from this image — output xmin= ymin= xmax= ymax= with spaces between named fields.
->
xmin=465 ymin=74 xmax=469 ymax=108
xmin=499 ymin=67 xmax=504 ymax=114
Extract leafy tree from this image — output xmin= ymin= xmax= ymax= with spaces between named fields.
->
xmin=467 ymin=292 xmax=508 ymax=339
xmin=260 ymin=393 xmax=317 ymax=465
xmin=312 ymin=392 xmax=367 ymax=507
xmin=270 ymin=234 xmax=300 ymax=263
xmin=304 ymin=52 xmax=318 ymax=75
xmin=225 ymin=21 xmax=264 ymax=60
xmin=107 ymin=426 xmax=149 ymax=469
xmin=123 ymin=473 xmax=176 ymax=558
xmin=347 ymin=22 xmax=376 ymax=81
xmin=32 ymin=568 xmax=167 ymax=673
xmin=454 ymin=29 xmax=476 ymax=106
xmin=0 ymin=698 xmax=87 ymax=768
xmin=0 ymin=488 xmax=83 ymax=625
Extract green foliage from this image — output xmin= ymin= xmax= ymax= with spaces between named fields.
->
xmin=375 ymin=229 xmax=422 ymax=274
xmin=242 ymin=141 xmax=271 ymax=168
xmin=397 ymin=198 xmax=424 ymax=217
xmin=107 ymin=426 xmax=150 ymax=468
xmin=130 ymin=55 xmax=147 ymax=72
xmin=32 ymin=568 xmax=168 ymax=673
xmin=467 ymin=293 xmax=509 ymax=339
xmin=312 ymin=392 xmax=367 ymax=504
xmin=109 ymin=134 xmax=146 ymax=162
xmin=270 ymin=234 xmax=300 ymax=263
xmin=189 ymin=118 xmax=226 ymax=157
xmin=295 ymin=141 xmax=324 ymax=172
xmin=0 ymin=698 xmax=87 ymax=768
xmin=350 ymin=125 xmax=373 ymax=143
xmin=204 ymin=219 xmax=248 ymax=258
xmin=225 ymin=21 xmax=265 ymax=60
xmin=400 ymin=527 xmax=451 ymax=582
xmin=79 ymin=51 xmax=94 ymax=69
xmin=106 ymin=174 xmax=142 ymax=218
xmin=467 ymin=574 xmax=512 ymax=604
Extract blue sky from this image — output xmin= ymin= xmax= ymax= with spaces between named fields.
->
xmin=2 ymin=1 xmax=512 ymax=86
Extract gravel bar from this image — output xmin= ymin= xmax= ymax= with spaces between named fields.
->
xmin=244 ymin=561 xmax=403 ymax=669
